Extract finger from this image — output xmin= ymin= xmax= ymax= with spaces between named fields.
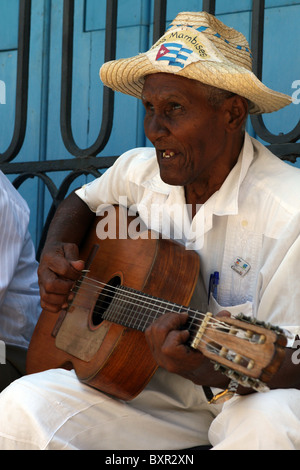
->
xmin=153 ymin=312 xmax=189 ymax=332
xmin=38 ymin=269 xmax=76 ymax=312
xmin=40 ymin=295 xmax=67 ymax=313
xmin=145 ymin=312 xmax=189 ymax=351
xmin=70 ymin=259 xmax=85 ymax=272
xmin=160 ymin=329 xmax=190 ymax=355
xmin=63 ymin=245 xmax=85 ymax=271
xmin=216 ymin=310 xmax=231 ymax=318
xmin=40 ymin=244 xmax=83 ymax=281
xmin=39 ymin=269 xmax=74 ymax=294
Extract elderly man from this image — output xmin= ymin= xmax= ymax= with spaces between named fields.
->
xmin=0 ymin=12 xmax=299 ymax=450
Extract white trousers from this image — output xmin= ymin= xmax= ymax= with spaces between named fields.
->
xmin=0 ymin=368 xmax=300 ymax=450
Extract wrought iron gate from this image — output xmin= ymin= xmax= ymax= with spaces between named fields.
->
xmin=0 ymin=0 xmax=299 ymax=257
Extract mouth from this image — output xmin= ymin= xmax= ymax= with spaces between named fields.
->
xmin=159 ymin=149 xmax=178 ymax=159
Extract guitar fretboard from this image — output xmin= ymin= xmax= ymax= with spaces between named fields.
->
xmin=101 ymin=285 xmax=199 ymax=340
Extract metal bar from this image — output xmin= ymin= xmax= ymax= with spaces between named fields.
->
xmin=153 ymin=0 xmax=167 ymax=42
xmin=0 ymin=0 xmax=31 ymax=162
xmin=251 ymin=0 xmax=265 ymax=80
xmin=35 ymin=167 xmax=103 ymax=259
xmin=267 ymin=142 xmax=300 ymax=162
xmin=251 ymin=114 xmax=300 ymax=145
xmin=0 ymin=0 xmax=299 ymax=256
xmin=60 ymin=0 xmax=118 ymax=157
xmin=36 ymin=0 xmax=52 ymax=252
xmin=202 ymin=0 xmax=216 ymax=14
xmin=0 ymin=155 xmax=118 ymax=175
xmin=250 ymin=0 xmax=300 ymax=145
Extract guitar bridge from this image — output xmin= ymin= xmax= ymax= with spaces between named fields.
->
xmin=190 ymin=312 xmax=213 ymax=350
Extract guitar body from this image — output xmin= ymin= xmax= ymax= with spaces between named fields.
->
xmin=27 ymin=206 xmax=200 ymax=400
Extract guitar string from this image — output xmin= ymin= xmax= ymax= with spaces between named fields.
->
xmin=71 ymin=276 xmax=233 ymax=332
xmin=76 ymin=275 xmax=197 ymax=314
xmin=72 ymin=276 xmax=244 ymax=337
xmin=74 ymin=274 xmax=228 ymax=326
xmin=68 ymin=277 xmax=258 ymax=366
xmin=73 ymin=277 xmax=200 ymax=319
xmin=70 ymin=283 xmax=256 ymax=367
xmin=70 ymin=276 xmax=260 ymax=346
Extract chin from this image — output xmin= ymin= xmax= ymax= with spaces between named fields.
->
xmin=160 ymin=174 xmax=182 ymax=186
xmin=160 ymin=170 xmax=190 ymax=187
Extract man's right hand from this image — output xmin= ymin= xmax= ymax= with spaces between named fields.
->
xmin=38 ymin=242 xmax=85 ymax=313
xmin=36 ymin=190 xmax=96 ymax=313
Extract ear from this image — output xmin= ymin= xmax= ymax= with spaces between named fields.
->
xmin=224 ymin=95 xmax=249 ymax=133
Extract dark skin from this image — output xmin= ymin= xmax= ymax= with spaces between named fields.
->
xmin=142 ymin=74 xmax=245 ymax=210
xmin=38 ymin=73 xmax=300 ymax=393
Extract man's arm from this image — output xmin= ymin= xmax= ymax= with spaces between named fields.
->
xmin=145 ymin=312 xmax=231 ymax=390
xmin=38 ymin=190 xmax=95 ymax=313
xmin=145 ymin=312 xmax=300 ymax=393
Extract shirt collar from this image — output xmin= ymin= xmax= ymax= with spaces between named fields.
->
xmin=212 ymin=132 xmax=254 ymax=216
xmin=141 ymin=167 xmax=172 ymax=195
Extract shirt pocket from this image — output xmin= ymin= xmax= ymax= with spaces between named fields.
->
xmin=208 ymin=293 xmax=253 ymax=318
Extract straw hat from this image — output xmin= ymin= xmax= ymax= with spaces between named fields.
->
xmin=100 ymin=11 xmax=291 ymax=114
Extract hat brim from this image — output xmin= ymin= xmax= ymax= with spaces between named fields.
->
xmin=100 ymin=53 xmax=292 ymax=114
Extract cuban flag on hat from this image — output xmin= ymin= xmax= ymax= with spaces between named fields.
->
xmin=156 ymin=43 xmax=193 ymax=69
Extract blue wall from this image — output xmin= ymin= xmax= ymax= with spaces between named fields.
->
xmin=0 ymin=0 xmax=299 ymax=247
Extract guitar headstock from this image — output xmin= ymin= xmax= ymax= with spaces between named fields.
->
xmin=191 ymin=313 xmax=287 ymax=391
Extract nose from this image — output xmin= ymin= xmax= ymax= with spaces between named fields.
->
xmin=144 ymin=112 xmax=170 ymax=143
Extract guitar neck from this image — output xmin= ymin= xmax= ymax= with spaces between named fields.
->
xmin=103 ymin=285 xmax=195 ymax=334
xmin=79 ymin=275 xmax=287 ymax=394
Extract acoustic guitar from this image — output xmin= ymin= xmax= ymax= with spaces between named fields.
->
xmin=27 ymin=206 xmax=287 ymax=400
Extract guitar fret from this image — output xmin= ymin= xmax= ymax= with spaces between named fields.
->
xmin=120 ymin=287 xmax=158 ymax=331
xmin=107 ymin=288 xmax=128 ymax=325
xmin=140 ymin=295 xmax=164 ymax=330
xmin=103 ymin=286 xmax=179 ymax=332
xmin=100 ymin=283 xmax=206 ymax=344
xmin=117 ymin=287 xmax=132 ymax=327
xmin=131 ymin=295 xmax=150 ymax=331
xmin=104 ymin=287 xmax=123 ymax=323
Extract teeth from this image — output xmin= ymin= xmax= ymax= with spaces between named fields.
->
xmin=163 ymin=151 xmax=175 ymax=158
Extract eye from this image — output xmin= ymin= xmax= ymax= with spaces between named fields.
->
xmin=142 ymin=99 xmax=154 ymax=112
xmin=167 ymin=102 xmax=184 ymax=113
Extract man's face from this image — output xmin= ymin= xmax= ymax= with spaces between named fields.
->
xmin=142 ymin=73 xmax=229 ymax=188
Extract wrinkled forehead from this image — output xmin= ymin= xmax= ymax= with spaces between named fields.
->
xmin=142 ymin=72 xmax=220 ymax=101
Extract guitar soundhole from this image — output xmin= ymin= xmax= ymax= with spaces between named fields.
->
xmin=90 ymin=276 xmax=121 ymax=327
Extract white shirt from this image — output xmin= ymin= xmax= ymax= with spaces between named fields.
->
xmin=76 ymin=133 xmax=300 ymax=343
xmin=0 ymin=135 xmax=299 ymax=451
xmin=0 ymin=171 xmax=41 ymax=348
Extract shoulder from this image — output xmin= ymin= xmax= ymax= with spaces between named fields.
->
xmin=112 ymin=147 xmax=158 ymax=181
xmin=248 ymin=138 xmax=300 ymax=215
xmin=0 ymin=171 xmax=30 ymax=215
